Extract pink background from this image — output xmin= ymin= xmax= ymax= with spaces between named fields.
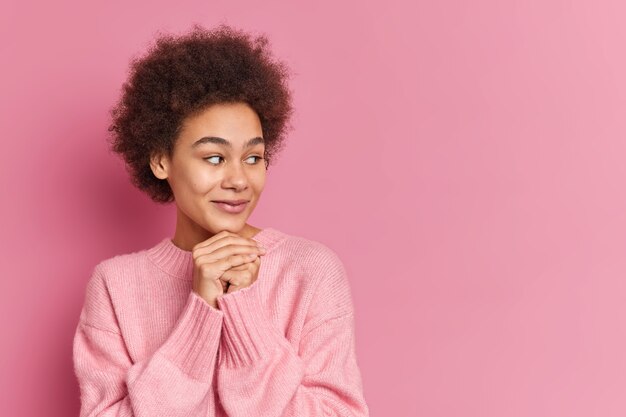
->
xmin=2 ymin=0 xmax=626 ymax=415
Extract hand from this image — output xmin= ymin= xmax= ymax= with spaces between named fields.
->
xmin=191 ymin=231 xmax=266 ymax=308
xmin=221 ymin=253 xmax=262 ymax=295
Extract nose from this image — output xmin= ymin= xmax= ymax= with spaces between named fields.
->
xmin=222 ymin=160 xmax=249 ymax=190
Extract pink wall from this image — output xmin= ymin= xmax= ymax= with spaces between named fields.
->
xmin=2 ymin=0 xmax=626 ymax=415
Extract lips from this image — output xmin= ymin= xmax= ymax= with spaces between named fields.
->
xmin=212 ymin=199 xmax=249 ymax=205
xmin=211 ymin=200 xmax=249 ymax=214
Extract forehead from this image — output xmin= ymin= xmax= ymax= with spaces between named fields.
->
xmin=178 ymin=102 xmax=264 ymax=147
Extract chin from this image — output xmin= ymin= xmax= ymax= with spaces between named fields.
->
xmin=204 ymin=219 xmax=247 ymax=233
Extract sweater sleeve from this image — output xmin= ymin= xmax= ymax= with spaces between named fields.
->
xmin=73 ymin=265 xmax=224 ymax=417
xmin=214 ymin=248 xmax=370 ymax=417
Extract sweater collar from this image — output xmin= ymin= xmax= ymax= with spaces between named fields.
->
xmin=146 ymin=227 xmax=286 ymax=280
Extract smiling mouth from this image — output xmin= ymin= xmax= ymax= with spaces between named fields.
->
xmin=211 ymin=199 xmax=249 ymax=205
xmin=211 ymin=200 xmax=249 ymax=214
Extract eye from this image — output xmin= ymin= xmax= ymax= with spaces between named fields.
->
xmin=203 ymin=155 xmax=264 ymax=165
xmin=203 ymin=155 xmax=223 ymax=165
xmin=246 ymin=155 xmax=264 ymax=165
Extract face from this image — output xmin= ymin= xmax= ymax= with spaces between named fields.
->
xmin=150 ymin=101 xmax=266 ymax=241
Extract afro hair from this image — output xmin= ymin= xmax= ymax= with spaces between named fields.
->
xmin=107 ymin=23 xmax=295 ymax=203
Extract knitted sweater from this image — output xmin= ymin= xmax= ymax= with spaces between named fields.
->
xmin=72 ymin=227 xmax=369 ymax=416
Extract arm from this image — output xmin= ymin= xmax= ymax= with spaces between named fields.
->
xmin=214 ymin=249 xmax=370 ymax=416
xmin=73 ymin=266 xmax=224 ymax=417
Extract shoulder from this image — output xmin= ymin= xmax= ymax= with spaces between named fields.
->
xmin=276 ymin=230 xmax=347 ymax=275
xmin=272 ymin=235 xmax=352 ymax=311
xmin=79 ymin=243 xmax=156 ymax=330
xmin=92 ymin=241 xmax=158 ymax=283
xmin=278 ymin=233 xmax=356 ymax=331
xmin=84 ymin=243 xmax=155 ymax=305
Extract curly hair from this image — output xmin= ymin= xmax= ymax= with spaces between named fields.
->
xmin=107 ymin=23 xmax=295 ymax=203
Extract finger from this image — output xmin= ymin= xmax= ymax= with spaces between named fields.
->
xmin=192 ymin=230 xmax=232 ymax=251
xmin=228 ymin=262 xmax=251 ymax=271
xmin=193 ymin=230 xmax=261 ymax=252
xmin=195 ymin=243 xmax=264 ymax=264
xmin=219 ymin=252 xmax=258 ymax=272
xmin=220 ymin=268 xmax=251 ymax=287
xmin=193 ymin=234 xmax=252 ymax=256
xmin=223 ymin=255 xmax=259 ymax=282
xmin=193 ymin=235 xmax=261 ymax=260
xmin=221 ymin=269 xmax=254 ymax=293
xmin=220 ymin=269 xmax=238 ymax=287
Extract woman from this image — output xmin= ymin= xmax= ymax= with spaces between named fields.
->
xmin=72 ymin=23 xmax=369 ymax=416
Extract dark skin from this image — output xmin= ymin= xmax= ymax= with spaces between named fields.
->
xmin=149 ymin=101 xmax=269 ymax=308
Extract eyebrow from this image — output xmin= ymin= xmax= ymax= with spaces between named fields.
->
xmin=191 ymin=136 xmax=264 ymax=149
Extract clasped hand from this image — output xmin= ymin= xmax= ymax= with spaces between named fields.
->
xmin=191 ymin=230 xmax=267 ymax=308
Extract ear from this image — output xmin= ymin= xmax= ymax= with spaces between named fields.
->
xmin=149 ymin=151 xmax=170 ymax=180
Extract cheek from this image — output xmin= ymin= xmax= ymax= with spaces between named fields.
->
xmin=180 ymin=165 xmax=219 ymax=193
xmin=249 ymin=172 xmax=266 ymax=191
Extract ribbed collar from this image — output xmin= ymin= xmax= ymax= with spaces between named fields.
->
xmin=146 ymin=227 xmax=286 ymax=280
